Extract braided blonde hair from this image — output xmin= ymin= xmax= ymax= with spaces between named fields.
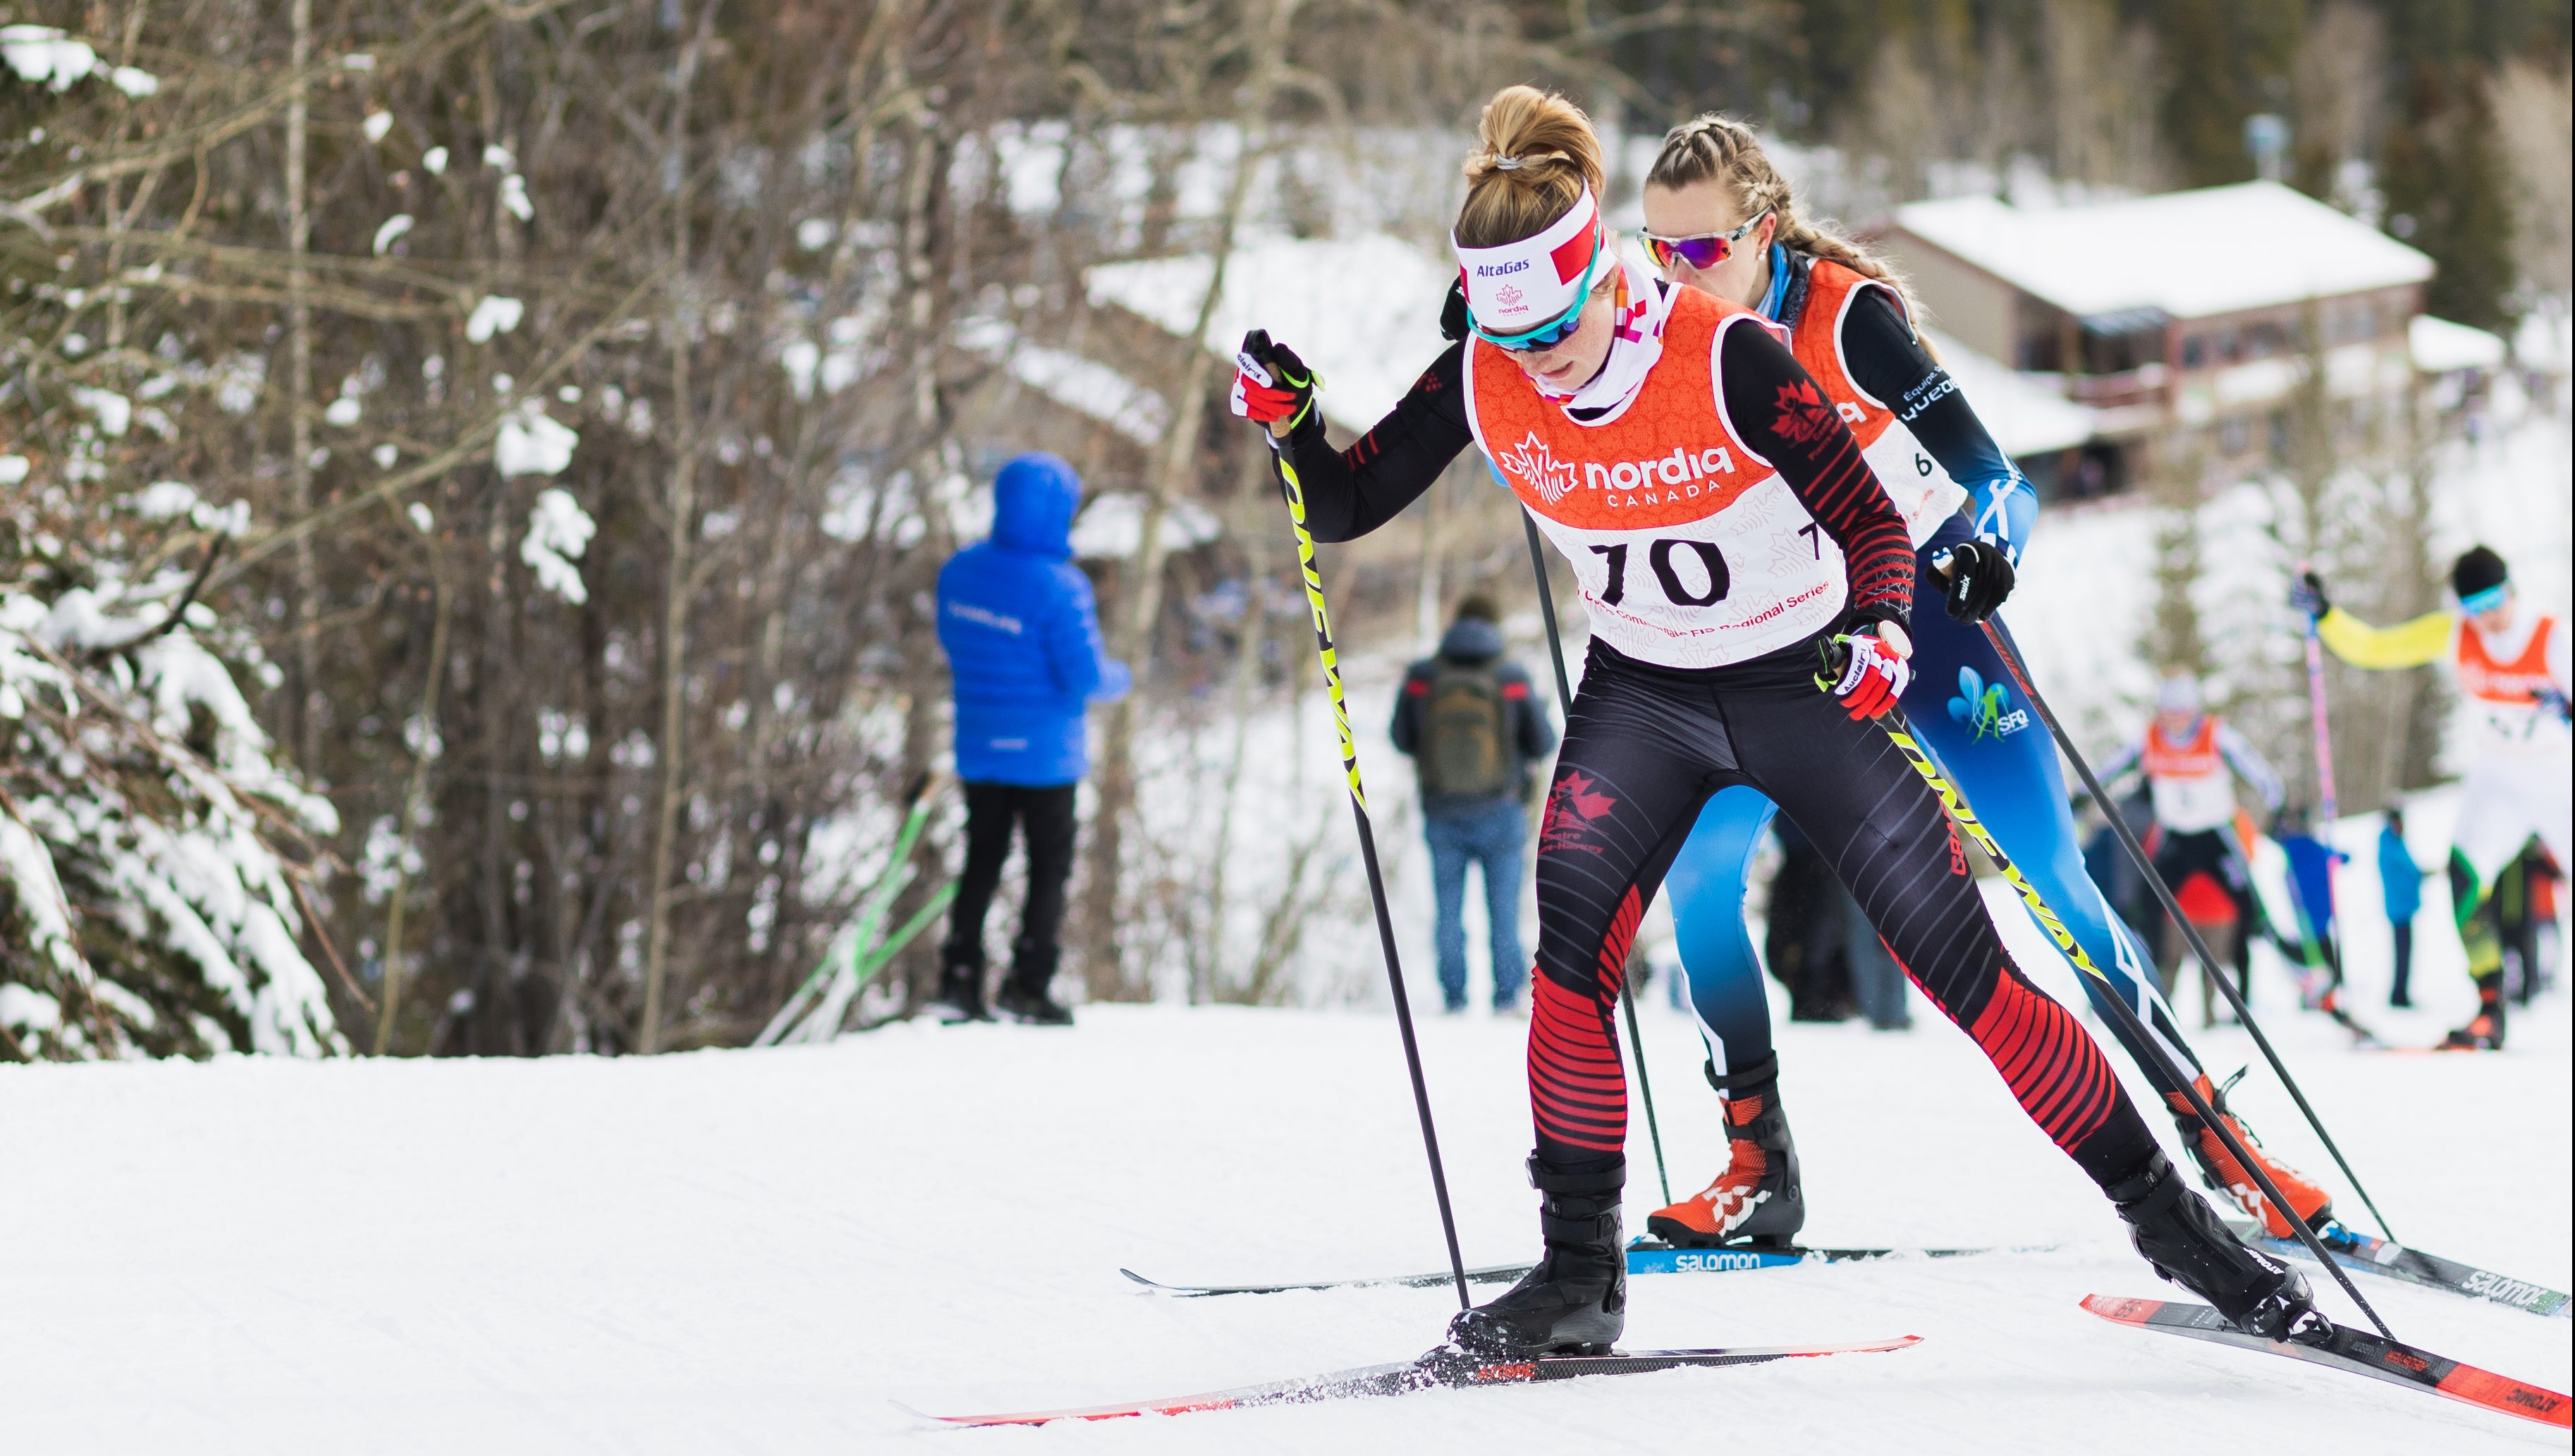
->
xmin=1456 ymin=85 xmax=1606 ymax=249
xmin=1646 ymin=113 xmax=1914 ymax=312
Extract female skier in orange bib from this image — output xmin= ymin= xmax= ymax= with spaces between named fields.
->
xmin=1229 ymin=86 xmax=2320 ymax=1358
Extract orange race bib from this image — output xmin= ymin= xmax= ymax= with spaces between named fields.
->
xmin=1464 ymin=286 xmax=1846 ymax=669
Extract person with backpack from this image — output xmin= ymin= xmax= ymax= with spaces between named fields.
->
xmin=1391 ymin=594 xmax=1557 ymax=1013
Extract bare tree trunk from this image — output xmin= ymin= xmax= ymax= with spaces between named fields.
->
xmin=1194 ymin=556 xmax=1271 ymax=1003
xmin=1079 ymin=0 xmax=1301 ymax=1001
xmin=639 ymin=12 xmax=713 ymax=1055
xmin=378 ymin=570 xmax=452 ymax=1055
xmin=287 ymin=0 xmax=319 ymax=774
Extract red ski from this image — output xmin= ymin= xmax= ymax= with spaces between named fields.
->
xmin=907 ymin=1335 xmax=1921 ymax=1426
xmin=2082 ymin=1294 xmax=2569 ymax=1429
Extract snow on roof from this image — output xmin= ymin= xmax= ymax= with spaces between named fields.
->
xmin=1919 ymin=327 xmax=2096 ymax=457
xmin=955 ymin=317 xmax=1171 ymax=446
xmin=1085 ymin=232 xmax=1452 ymax=433
xmin=1004 ymin=345 xmax=1170 ymax=446
xmin=1890 ymin=182 xmax=2432 ymax=322
xmin=2410 ymin=314 xmax=2507 ymax=375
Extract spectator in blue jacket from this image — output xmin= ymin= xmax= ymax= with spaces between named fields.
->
xmin=2378 ymin=807 xmax=2426 ymax=1008
xmin=929 ymin=453 xmax=1131 ymax=1024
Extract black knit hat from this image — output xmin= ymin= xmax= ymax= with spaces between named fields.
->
xmin=2451 ymin=546 xmax=2509 ymax=602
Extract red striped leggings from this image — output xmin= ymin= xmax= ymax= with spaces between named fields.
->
xmin=1527 ymin=638 xmax=2157 ymax=1189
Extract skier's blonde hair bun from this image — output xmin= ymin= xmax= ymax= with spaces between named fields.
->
xmin=1456 ymin=86 xmax=1605 ymax=249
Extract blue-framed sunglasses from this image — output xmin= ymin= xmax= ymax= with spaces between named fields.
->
xmin=1469 ymin=229 xmax=1605 ymax=353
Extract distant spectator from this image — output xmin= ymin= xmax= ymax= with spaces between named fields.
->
xmin=2377 ymin=808 xmax=2424 ymax=1008
xmin=2274 ymin=804 xmax=2349 ymax=1006
xmin=928 ymin=453 xmax=1131 ymax=1026
xmin=1391 ymin=595 xmax=1555 ymax=1013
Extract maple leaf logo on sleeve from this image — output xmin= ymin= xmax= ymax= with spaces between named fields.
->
xmin=1496 ymin=430 xmax=1580 ymax=504
xmin=1770 ymin=378 xmax=1839 ymax=446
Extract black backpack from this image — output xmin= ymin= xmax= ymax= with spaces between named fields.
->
xmin=1419 ymin=661 xmax=1517 ymax=800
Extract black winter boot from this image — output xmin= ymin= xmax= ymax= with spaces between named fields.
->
xmin=924 ymin=952 xmax=991 ymax=1023
xmin=1448 ymin=1156 xmax=1626 ymax=1358
xmin=993 ymin=941 xmax=1072 ymax=1026
xmin=1646 ymin=1055 xmax=1806 ymax=1248
xmin=2110 ymin=1151 xmax=2328 ymax=1344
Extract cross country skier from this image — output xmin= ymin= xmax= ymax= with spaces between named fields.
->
xmin=2295 ymin=546 xmax=2571 ymax=1048
xmin=2095 ymin=675 xmax=2288 ymax=1003
xmin=1229 ymin=85 xmax=2321 ymax=1359
xmin=1622 ymin=114 xmax=2337 ymax=1256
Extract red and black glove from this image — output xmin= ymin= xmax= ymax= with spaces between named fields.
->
xmin=1821 ymin=622 xmax=1913 ymax=721
xmin=1230 ymin=330 xmax=1317 ymax=434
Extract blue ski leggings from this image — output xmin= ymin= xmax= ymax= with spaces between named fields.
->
xmin=1670 ymin=521 xmax=2205 ymax=1103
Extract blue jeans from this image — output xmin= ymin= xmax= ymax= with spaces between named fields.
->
xmin=1425 ymin=798 xmax=1529 ymax=1010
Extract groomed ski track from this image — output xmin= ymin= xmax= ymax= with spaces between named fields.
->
xmin=1 ymin=910 xmax=2563 ymax=1456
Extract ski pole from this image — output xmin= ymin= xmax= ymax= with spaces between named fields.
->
xmin=1824 ymin=644 xmax=2396 ymax=1340
xmin=1974 ymin=620 xmax=2402 ymax=1247
xmin=1271 ymin=441 xmax=1474 ymax=1312
xmin=1521 ymin=507 xmax=1674 ymax=1207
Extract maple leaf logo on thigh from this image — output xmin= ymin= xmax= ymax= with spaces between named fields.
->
xmin=1540 ymin=771 xmax=1620 ymax=855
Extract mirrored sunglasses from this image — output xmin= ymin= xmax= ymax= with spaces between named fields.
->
xmin=1641 ymin=209 xmax=1770 ymax=274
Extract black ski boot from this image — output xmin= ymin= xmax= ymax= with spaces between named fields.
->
xmin=2110 ymin=1151 xmax=2329 ymax=1344
xmin=924 ymin=951 xmax=992 ymax=1023
xmin=993 ymin=941 xmax=1073 ymax=1026
xmin=1448 ymin=1156 xmax=1625 ymax=1358
xmin=1646 ymin=1054 xmax=1806 ymax=1248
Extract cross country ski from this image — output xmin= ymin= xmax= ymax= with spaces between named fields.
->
xmin=2230 ymin=1222 xmax=2573 ymax=1319
xmin=1120 ymin=1239 xmax=2036 ymax=1296
xmin=2082 ymin=1295 xmax=2571 ymax=1429
xmin=908 ymin=1335 xmax=1923 ymax=1426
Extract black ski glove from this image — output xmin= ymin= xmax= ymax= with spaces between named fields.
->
xmin=1933 ymin=537 xmax=2015 ymax=623
xmin=2289 ymin=569 xmax=2330 ymax=621
xmin=1440 ymin=274 xmax=1469 ymax=343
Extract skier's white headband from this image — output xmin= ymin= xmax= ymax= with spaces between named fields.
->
xmin=1450 ymin=186 xmax=1605 ymax=343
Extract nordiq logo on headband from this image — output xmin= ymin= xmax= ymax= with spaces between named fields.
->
xmin=1453 ymin=186 xmax=1602 ymax=329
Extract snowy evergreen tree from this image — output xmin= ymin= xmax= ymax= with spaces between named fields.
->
xmin=0 ymin=475 xmax=345 ymax=1059
xmin=0 ymin=33 xmax=343 ymax=1060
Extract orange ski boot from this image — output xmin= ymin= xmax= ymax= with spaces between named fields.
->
xmin=1646 ymin=1053 xmax=1804 ymax=1248
xmin=2167 ymin=1072 xmax=2333 ymax=1239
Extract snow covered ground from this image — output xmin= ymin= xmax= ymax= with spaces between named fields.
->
xmin=5 ymin=909 xmax=2565 ymax=1453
